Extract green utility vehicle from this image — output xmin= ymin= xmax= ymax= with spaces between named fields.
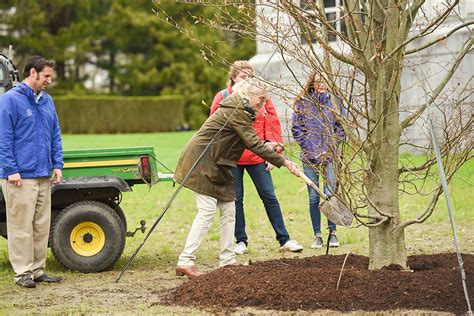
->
xmin=0 ymin=52 xmax=19 ymax=94
xmin=0 ymin=147 xmax=174 ymax=273
xmin=0 ymin=52 xmax=174 ymax=273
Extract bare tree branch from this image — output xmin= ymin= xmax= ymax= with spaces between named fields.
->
xmin=283 ymin=3 xmax=367 ymax=73
xmin=406 ymin=21 xmax=474 ymax=55
xmin=400 ymin=37 xmax=473 ymax=130
xmin=399 ymin=157 xmax=437 ymax=174
xmin=384 ymin=0 xmax=460 ymax=60
xmin=394 ymin=185 xmax=443 ymax=231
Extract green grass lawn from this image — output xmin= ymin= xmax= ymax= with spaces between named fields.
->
xmin=61 ymin=131 xmax=194 ymax=169
xmin=0 ymin=131 xmax=472 ymax=313
xmin=3 ymin=132 xmax=473 ymax=265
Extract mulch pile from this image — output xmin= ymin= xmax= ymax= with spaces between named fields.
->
xmin=168 ymin=253 xmax=473 ymax=314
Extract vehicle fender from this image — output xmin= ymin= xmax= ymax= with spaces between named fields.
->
xmin=52 ymin=176 xmax=132 ymax=193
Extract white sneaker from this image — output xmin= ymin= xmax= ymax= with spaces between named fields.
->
xmin=279 ymin=240 xmax=304 ymax=252
xmin=233 ymin=242 xmax=248 ymax=255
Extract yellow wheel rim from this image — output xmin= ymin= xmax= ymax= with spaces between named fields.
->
xmin=70 ymin=221 xmax=105 ymax=256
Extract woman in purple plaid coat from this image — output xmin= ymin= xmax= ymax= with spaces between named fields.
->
xmin=292 ymin=71 xmax=347 ymax=249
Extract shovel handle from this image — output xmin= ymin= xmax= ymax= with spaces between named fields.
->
xmin=298 ymin=170 xmax=328 ymax=200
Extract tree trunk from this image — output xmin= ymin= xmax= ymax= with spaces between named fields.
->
xmin=367 ymin=94 xmax=407 ymax=269
xmin=367 ymin=145 xmax=407 ymax=268
xmin=109 ymin=51 xmax=116 ymax=93
xmin=369 ymin=229 xmax=407 ymax=269
xmin=56 ymin=61 xmax=66 ymax=81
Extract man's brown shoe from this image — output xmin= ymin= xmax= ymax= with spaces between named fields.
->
xmin=175 ymin=265 xmax=204 ymax=279
xmin=222 ymin=261 xmax=243 ymax=267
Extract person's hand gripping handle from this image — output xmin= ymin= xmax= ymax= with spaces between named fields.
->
xmin=283 ymin=160 xmax=300 ymax=177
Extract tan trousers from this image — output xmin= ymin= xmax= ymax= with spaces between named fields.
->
xmin=177 ymin=192 xmax=236 ymax=267
xmin=1 ymin=178 xmax=51 ymax=281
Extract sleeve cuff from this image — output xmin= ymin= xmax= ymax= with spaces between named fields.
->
xmin=5 ymin=167 xmax=19 ymax=176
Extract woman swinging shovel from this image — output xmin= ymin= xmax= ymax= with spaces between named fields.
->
xmin=173 ymin=78 xmax=301 ymax=278
xmin=115 ymin=78 xmax=300 ymax=283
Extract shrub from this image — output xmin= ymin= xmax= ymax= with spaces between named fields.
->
xmin=54 ymin=95 xmax=185 ymax=133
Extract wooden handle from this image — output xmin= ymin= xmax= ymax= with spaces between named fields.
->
xmin=298 ymin=170 xmax=328 ymax=199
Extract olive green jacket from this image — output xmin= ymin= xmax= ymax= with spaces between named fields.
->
xmin=174 ymin=93 xmax=286 ymax=201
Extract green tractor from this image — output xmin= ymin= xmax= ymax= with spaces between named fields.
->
xmin=0 ymin=53 xmax=174 ymax=273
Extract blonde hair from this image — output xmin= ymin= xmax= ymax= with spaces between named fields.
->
xmin=235 ymin=77 xmax=268 ymax=99
xmin=228 ymin=60 xmax=254 ymax=85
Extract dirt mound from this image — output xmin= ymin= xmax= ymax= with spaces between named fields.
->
xmin=168 ymin=253 xmax=473 ymax=314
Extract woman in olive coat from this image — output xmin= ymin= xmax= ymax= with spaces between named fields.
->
xmin=174 ymin=78 xmax=300 ymax=278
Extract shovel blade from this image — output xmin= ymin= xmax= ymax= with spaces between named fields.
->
xmin=320 ymin=196 xmax=353 ymax=226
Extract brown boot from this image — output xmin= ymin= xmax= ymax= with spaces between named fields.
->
xmin=175 ymin=265 xmax=204 ymax=279
xmin=222 ymin=261 xmax=243 ymax=267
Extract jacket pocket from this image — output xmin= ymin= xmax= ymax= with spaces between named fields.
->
xmin=209 ymin=165 xmax=233 ymax=186
xmin=15 ymin=141 xmax=38 ymax=173
xmin=216 ymin=157 xmax=236 ymax=168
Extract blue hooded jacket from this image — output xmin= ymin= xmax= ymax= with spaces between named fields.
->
xmin=291 ymin=92 xmax=346 ymax=164
xmin=0 ymin=82 xmax=63 ymax=179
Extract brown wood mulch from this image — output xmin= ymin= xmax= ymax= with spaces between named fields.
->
xmin=167 ymin=253 xmax=473 ymax=315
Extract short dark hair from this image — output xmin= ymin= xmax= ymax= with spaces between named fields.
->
xmin=22 ymin=55 xmax=55 ymax=78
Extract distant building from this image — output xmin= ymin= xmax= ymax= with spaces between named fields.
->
xmin=250 ymin=0 xmax=473 ymax=152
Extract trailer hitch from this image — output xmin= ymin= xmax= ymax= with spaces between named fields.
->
xmin=126 ymin=220 xmax=147 ymax=237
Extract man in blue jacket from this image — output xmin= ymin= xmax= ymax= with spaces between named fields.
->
xmin=0 ymin=55 xmax=63 ymax=288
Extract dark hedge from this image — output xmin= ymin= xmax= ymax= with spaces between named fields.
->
xmin=54 ymin=95 xmax=185 ymax=133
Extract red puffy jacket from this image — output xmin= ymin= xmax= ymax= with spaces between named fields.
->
xmin=210 ymin=84 xmax=282 ymax=165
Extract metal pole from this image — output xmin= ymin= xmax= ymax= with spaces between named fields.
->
xmin=428 ymin=116 xmax=472 ymax=314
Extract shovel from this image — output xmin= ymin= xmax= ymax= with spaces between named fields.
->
xmin=299 ymin=170 xmax=353 ymax=227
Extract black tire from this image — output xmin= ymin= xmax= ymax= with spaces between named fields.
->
xmin=50 ymin=201 xmax=126 ymax=273
xmin=106 ymin=202 xmax=127 ymax=231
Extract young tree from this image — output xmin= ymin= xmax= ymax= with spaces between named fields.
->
xmin=156 ymin=0 xmax=473 ymax=269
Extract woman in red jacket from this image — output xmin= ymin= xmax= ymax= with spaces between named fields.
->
xmin=210 ymin=60 xmax=303 ymax=254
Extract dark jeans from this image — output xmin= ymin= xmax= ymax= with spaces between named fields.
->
xmin=232 ymin=162 xmax=290 ymax=246
xmin=303 ymin=162 xmax=337 ymax=235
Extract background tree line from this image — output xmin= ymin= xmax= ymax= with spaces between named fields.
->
xmin=0 ymin=0 xmax=255 ymax=127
